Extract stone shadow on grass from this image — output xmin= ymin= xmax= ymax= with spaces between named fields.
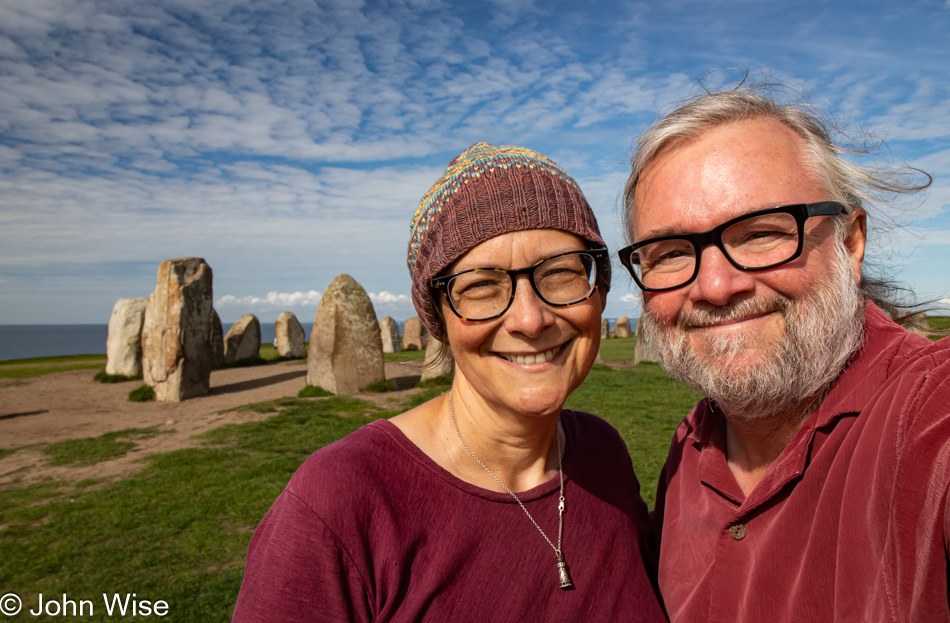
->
xmin=390 ymin=374 xmax=422 ymax=391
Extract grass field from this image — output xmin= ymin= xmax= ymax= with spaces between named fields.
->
xmin=0 ymin=354 xmax=107 ymax=380
xmin=930 ymin=315 xmax=950 ymax=335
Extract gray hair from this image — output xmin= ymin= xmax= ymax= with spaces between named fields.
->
xmin=623 ymin=83 xmax=936 ymax=329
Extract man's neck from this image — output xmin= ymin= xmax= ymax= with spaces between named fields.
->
xmin=724 ymin=410 xmax=811 ymax=498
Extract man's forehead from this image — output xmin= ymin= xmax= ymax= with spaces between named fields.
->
xmin=631 ymin=119 xmax=820 ymax=240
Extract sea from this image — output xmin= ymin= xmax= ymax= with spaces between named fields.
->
xmin=0 ymin=318 xmax=629 ymax=362
xmin=0 ymin=323 xmax=315 ymax=362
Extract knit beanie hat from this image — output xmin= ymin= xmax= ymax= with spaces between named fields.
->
xmin=407 ymin=142 xmax=609 ymax=342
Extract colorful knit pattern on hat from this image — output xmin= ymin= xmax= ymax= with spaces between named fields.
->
xmin=408 ymin=143 xmax=585 ymax=272
xmin=406 ymin=142 xmax=609 ymax=342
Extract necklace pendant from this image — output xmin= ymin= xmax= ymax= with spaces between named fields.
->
xmin=557 ymin=557 xmax=575 ymax=591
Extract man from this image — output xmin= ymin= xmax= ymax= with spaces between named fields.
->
xmin=619 ymin=87 xmax=950 ymax=622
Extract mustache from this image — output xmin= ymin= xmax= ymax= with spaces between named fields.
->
xmin=676 ymin=295 xmax=792 ymax=330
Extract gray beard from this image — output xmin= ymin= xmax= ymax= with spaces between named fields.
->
xmin=641 ymin=245 xmax=866 ymax=423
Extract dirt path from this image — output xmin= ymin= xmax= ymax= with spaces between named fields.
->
xmin=0 ymin=359 xmax=427 ymax=488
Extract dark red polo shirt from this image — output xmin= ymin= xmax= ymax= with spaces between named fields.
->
xmin=654 ymin=302 xmax=950 ymax=622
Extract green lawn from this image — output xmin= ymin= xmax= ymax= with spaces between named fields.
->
xmin=598 ymin=336 xmax=638 ymax=361
xmin=384 ymin=347 xmax=426 ymax=362
xmin=929 ymin=315 xmax=949 ymax=339
xmin=567 ymin=363 xmax=701 ymax=500
xmin=0 ymin=354 xmax=107 ymax=379
xmin=0 ymin=397 xmax=399 ymax=622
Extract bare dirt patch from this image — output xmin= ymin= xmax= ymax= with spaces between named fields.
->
xmin=0 ymin=359 xmax=426 ymax=488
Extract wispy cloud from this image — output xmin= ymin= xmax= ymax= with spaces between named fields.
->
xmin=214 ymin=288 xmax=413 ymax=320
xmin=369 ymin=291 xmax=410 ymax=305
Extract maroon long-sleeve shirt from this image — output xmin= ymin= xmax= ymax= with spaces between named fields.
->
xmin=654 ymin=302 xmax=950 ymax=622
xmin=233 ymin=409 xmax=666 ymax=622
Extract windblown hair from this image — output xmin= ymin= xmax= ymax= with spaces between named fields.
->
xmin=623 ymin=81 xmax=938 ymax=330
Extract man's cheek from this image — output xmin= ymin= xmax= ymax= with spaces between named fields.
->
xmin=645 ymin=295 xmax=681 ymax=326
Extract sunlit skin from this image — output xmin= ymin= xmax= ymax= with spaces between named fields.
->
xmin=633 ymin=119 xmax=866 ymax=375
xmin=632 ymin=118 xmax=867 ymax=493
xmin=391 ymin=229 xmax=606 ymax=492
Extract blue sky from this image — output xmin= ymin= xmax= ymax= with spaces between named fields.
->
xmin=1 ymin=0 xmax=948 ymax=324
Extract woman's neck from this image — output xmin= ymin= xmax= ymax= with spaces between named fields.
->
xmin=388 ymin=380 xmax=564 ymax=494
xmin=446 ymin=383 xmax=563 ymax=493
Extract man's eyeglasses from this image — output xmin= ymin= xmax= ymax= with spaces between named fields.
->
xmin=618 ymin=201 xmax=846 ymax=292
xmin=430 ymin=249 xmax=609 ymax=322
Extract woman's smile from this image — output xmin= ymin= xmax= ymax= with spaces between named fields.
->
xmin=494 ymin=341 xmax=568 ymax=365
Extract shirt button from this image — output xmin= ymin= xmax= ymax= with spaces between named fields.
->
xmin=728 ymin=523 xmax=747 ymax=540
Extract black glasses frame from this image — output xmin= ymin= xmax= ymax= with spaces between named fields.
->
xmin=430 ymin=248 xmax=610 ymax=321
xmin=617 ymin=201 xmax=846 ymax=293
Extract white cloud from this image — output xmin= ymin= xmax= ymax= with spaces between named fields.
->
xmin=619 ymin=293 xmax=640 ymax=304
xmin=215 ymin=289 xmax=415 ymax=318
xmin=216 ymin=290 xmax=322 ymax=313
xmin=369 ymin=291 xmax=410 ymax=304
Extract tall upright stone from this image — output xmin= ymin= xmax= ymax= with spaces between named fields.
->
xmin=105 ymin=297 xmax=147 ymax=377
xmin=307 ymin=274 xmax=385 ymax=395
xmin=615 ymin=315 xmax=632 ymax=338
xmin=275 ymin=311 xmax=306 ymax=358
xmin=601 ymin=317 xmax=610 ymax=340
xmin=210 ymin=307 xmax=225 ymax=370
xmin=634 ymin=317 xmax=658 ymax=364
xmin=421 ymin=336 xmax=454 ymax=381
xmin=403 ymin=316 xmax=427 ymax=351
xmin=379 ymin=316 xmax=401 ymax=354
xmin=141 ymin=258 xmax=213 ymax=402
xmin=224 ymin=314 xmax=261 ymax=365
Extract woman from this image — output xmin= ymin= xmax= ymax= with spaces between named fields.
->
xmin=233 ymin=143 xmax=665 ymax=622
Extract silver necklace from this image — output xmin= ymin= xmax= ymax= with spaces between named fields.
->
xmin=448 ymin=389 xmax=574 ymax=591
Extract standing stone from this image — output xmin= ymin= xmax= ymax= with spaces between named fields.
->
xmin=141 ymin=258 xmax=213 ymax=402
xmin=634 ymin=317 xmax=658 ymax=364
xmin=403 ymin=316 xmax=427 ymax=351
xmin=379 ymin=316 xmax=401 ymax=354
xmin=421 ymin=336 xmax=454 ymax=381
xmin=105 ymin=297 xmax=147 ymax=377
xmin=307 ymin=274 xmax=385 ymax=395
xmin=600 ymin=317 xmax=610 ymax=340
xmin=615 ymin=315 xmax=632 ymax=338
xmin=275 ymin=311 xmax=306 ymax=358
xmin=210 ymin=308 xmax=225 ymax=370
xmin=224 ymin=314 xmax=262 ymax=365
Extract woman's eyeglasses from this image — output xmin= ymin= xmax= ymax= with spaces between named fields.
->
xmin=430 ymin=249 xmax=609 ymax=321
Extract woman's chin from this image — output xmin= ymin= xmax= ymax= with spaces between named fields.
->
xmin=499 ymin=392 xmax=566 ymax=419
